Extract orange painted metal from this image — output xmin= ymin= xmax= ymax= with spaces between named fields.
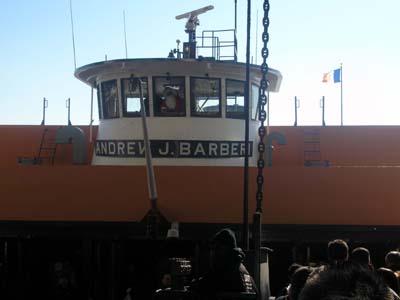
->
xmin=1 ymin=125 xmax=400 ymax=225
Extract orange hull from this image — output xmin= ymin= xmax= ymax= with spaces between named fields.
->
xmin=2 ymin=125 xmax=400 ymax=226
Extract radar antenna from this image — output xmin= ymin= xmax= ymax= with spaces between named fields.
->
xmin=175 ymin=5 xmax=214 ymax=58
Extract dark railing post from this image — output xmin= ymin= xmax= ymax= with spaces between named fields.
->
xmin=41 ymin=97 xmax=48 ymax=125
xmin=66 ymin=98 xmax=72 ymax=125
xmin=294 ymin=96 xmax=299 ymax=126
xmin=321 ymin=96 xmax=326 ymax=126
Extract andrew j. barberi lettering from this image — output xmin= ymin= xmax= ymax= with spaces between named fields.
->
xmin=95 ymin=140 xmax=253 ymax=158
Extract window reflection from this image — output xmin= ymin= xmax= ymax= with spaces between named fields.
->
xmin=121 ymin=77 xmax=149 ymax=117
xmin=191 ymin=77 xmax=221 ymax=117
xmin=96 ymin=84 xmax=102 ymax=119
xmin=226 ymin=79 xmax=245 ymax=119
xmin=101 ymin=80 xmax=119 ymax=119
xmin=153 ymin=77 xmax=186 ymax=116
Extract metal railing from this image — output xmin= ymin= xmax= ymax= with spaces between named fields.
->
xmin=197 ymin=29 xmax=237 ymax=61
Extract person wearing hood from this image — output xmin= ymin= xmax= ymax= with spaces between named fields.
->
xmin=190 ymin=228 xmax=257 ymax=299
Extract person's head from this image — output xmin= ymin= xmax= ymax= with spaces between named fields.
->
xmin=351 ymin=247 xmax=371 ymax=266
xmin=288 ymin=266 xmax=313 ymax=300
xmin=210 ymin=228 xmax=239 ymax=267
xmin=161 ymin=273 xmax=172 ymax=288
xmin=327 ymin=239 xmax=349 ymax=264
xmin=299 ymin=262 xmax=393 ymax=300
xmin=385 ymin=251 xmax=400 ymax=272
xmin=377 ymin=267 xmax=400 ymax=295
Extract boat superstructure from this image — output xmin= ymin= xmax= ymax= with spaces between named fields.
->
xmin=75 ymin=59 xmax=281 ymax=167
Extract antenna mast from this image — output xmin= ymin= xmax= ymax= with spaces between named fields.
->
xmin=175 ymin=5 xmax=214 ymax=59
xmin=255 ymin=9 xmax=259 ymax=64
xmin=69 ymin=0 xmax=77 ymax=70
xmin=123 ymin=10 xmax=128 ymax=59
xmin=234 ymin=0 xmax=238 ymax=61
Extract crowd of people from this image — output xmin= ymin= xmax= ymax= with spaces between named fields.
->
xmin=152 ymin=228 xmax=258 ymax=300
xmin=276 ymin=239 xmax=400 ymax=300
xmin=148 ymin=232 xmax=400 ymax=300
xmin=10 ymin=232 xmax=400 ymax=300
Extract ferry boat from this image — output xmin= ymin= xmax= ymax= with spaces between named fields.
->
xmin=2 ymin=3 xmax=400 ymax=300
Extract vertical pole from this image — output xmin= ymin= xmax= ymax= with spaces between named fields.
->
xmin=17 ymin=239 xmax=24 ymax=299
xmin=234 ymin=0 xmax=238 ymax=62
xmin=340 ymin=63 xmax=343 ymax=126
xmin=243 ymin=0 xmax=251 ymax=252
xmin=3 ymin=241 xmax=7 ymax=292
xmin=69 ymin=0 xmax=77 ymax=70
xmin=41 ymin=97 xmax=47 ymax=125
xmin=322 ymin=96 xmax=326 ymax=126
xmin=254 ymin=212 xmax=261 ymax=295
xmin=67 ymin=98 xmax=72 ymax=125
xmin=294 ymin=96 xmax=298 ymax=126
xmin=255 ymin=9 xmax=259 ymax=65
xmin=90 ymin=87 xmax=94 ymax=143
xmin=123 ymin=10 xmax=128 ymax=59
xmin=139 ymin=79 xmax=158 ymax=238
xmin=110 ymin=241 xmax=116 ymax=300
xmin=82 ymin=240 xmax=93 ymax=300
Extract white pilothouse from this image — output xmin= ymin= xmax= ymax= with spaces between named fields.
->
xmin=74 ymin=6 xmax=282 ymax=167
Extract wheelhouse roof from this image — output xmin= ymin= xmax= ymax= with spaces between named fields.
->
xmin=75 ymin=58 xmax=282 ymax=92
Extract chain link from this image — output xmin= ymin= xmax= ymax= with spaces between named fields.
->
xmin=256 ymin=0 xmax=270 ymax=213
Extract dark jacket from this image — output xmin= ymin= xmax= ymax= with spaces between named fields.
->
xmin=190 ymin=248 xmax=257 ymax=299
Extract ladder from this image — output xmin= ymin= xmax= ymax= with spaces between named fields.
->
xmin=303 ymin=128 xmax=329 ymax=167
xmin=36 ymin=128 xmax=58 ymax=165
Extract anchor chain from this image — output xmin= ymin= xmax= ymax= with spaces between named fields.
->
xmin=256 ymin=0 xmax=270 ymax=213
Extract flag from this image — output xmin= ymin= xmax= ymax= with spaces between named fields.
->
xmin=333 ymin=68 xmax=341 ymax=83
xmin=322 ymin=72 xmax=330 ymax=83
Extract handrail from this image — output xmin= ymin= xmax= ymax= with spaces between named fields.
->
xmin=198 ymin=29 xmax=237 ymax=61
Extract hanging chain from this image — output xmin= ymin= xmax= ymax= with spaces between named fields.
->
xmin=256 ymin=0 xmax=270 ymax=213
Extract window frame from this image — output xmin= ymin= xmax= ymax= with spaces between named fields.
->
xmin=251 ymin=84 xmax=260 ymax=121
xmin=100 ymin=79 xmax=120 ymax=119
xmin=190 ymin=76 xmax=222 ymax=118
xmin=152 ymin=76 xmax=186 ymax=117
xmin=96 ymin=84 xmax=103 ymax=120
xmin=226 ymin=79 xmax=246 ymax=120
xmin=120 ymin=77 xmax=149 ymax=117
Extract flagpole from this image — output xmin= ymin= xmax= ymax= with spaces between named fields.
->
xmin=340 ymin=63 xmax=343 ymax=126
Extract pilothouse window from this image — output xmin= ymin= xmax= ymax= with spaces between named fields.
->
xmin=191 ymin=77 xmax=221 ymax=117
xmin=101 ymin=80 xmax=119 ymax=119
xmin=226 ymin=79 xmax=245 ymax=119
xmin=121 ymin=77 xmax=149 ymax=117
xmin=153 ymin=77 xmax=186 ymax=117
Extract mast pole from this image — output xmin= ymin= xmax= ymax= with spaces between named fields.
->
xmin=243 ymin=0 xmax=251 ymax=252
xmin=255 ymin=9 xmax=259 ymax=65
xmin=340 ymin=63 xmax=343 ymax=126
xmin=69 ymin=0 xmax=77 ymax=70
xmin=322 ymin=96 xmax=326 ymax=126
xmin=234 ymin=0 xmax=238 ymax=62
xmin=123 ymin=10 xmax=128 ymax=59
xmin=138 ymin=79 xmax=158 ymax=238
xmin=67 ymin=98 xmax=72 ymax=126
xmin=41 ymin=97 xmax=47 ymax=126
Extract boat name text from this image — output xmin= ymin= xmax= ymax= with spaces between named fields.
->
xmin=95 ymin=140 xmax=253 ymax=158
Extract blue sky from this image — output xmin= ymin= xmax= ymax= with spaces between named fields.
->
xmin=0 ymin=0 xmax=399 ymax=125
